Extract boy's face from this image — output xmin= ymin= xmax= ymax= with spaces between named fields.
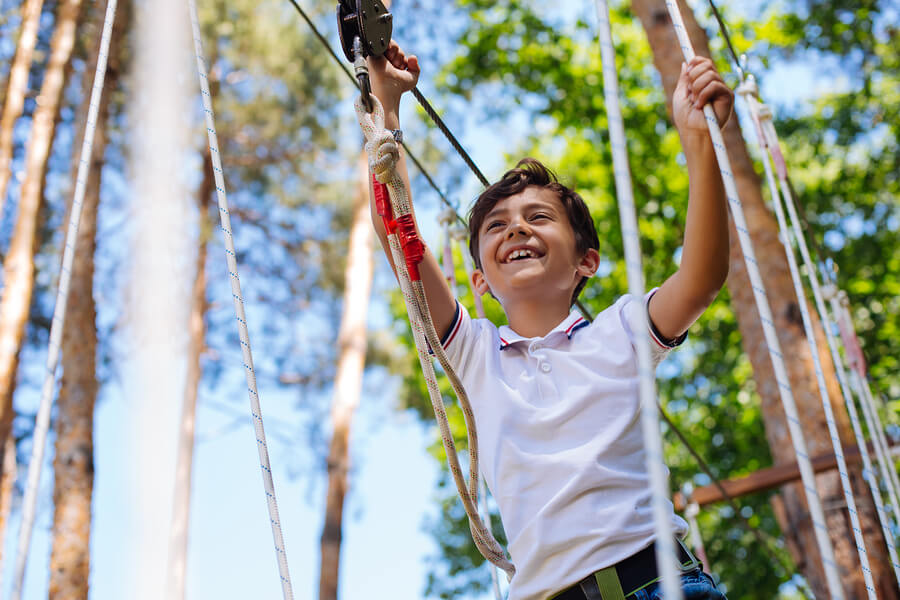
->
xmin=471 ymin=186 xmax=599 ymax=307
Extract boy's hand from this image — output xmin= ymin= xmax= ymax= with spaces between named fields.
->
xmin=368 ymin=40 xmax=420 ymax=114
xmin=673 ymin=56 xmax=733 ymax=139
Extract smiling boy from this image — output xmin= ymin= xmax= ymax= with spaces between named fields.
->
xmin=367 ymin=40 xmax=733 ymax=600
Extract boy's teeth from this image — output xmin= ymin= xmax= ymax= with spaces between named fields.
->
xmin=508 ymin=249 xmax=535 ymax=261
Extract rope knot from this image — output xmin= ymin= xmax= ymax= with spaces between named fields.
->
xmin=366 ymin=131 xmax=399 ymax=183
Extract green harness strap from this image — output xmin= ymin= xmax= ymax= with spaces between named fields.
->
xmin=594 ymin=567 xmax=626 ymax=600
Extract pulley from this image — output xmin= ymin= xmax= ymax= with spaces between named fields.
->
xmin=337 ymin=0 xmax=393 ymax=111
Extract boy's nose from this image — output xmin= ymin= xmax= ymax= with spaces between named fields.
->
xmin=506 ymin=220 xmax=531 ymax=238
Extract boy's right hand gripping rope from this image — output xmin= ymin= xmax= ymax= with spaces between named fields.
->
xmin=355 ymin=94 xmax=515 ymax=578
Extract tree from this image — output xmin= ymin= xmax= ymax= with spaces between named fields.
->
xmin=318 ymin=151 xmax=375 ymax=600
xmin=0 ymin=0 xmax=85 ymax=537
xmin=0 ymin=0 xmax=46 ymax=220
xmin=166 ymin=149 xmax=212 ymax=600
xmin=48 ymin=1 xmax=127 ymax=595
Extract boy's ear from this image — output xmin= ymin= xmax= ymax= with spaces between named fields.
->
xmin=471 ymin=269 xmax=491 ymax=297
xmin=577 ymin=248 xmax=601 ymax=279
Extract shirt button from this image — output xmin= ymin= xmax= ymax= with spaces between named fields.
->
xmin=540 ymin=362 xmax=552 ymax=373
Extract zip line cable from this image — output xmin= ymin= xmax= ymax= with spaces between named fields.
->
xmin=188 ymin=0 xmax=294 ymax=596
xmin=9 ymin=0 xmax=118 ymax=596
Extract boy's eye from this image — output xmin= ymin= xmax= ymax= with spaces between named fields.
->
xmin=530 ymin=213 xmax=550 ymax=221
xmin=486 ymin=221 xmax=504 ymax=231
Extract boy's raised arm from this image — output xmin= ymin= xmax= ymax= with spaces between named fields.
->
xmin=649 ymin=56 xmax=734 ymax=342
xmin=366 ymin=41 xmax=458 ymax=338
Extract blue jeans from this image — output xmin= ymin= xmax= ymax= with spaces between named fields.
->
xmin=629 ymin=568 xmax=726 ymax=600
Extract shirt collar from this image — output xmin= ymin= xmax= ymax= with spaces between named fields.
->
xmin=498 ymin=310 xmax=589 ymax=350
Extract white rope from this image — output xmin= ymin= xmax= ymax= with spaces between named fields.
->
xmin=439 ymin=208 xmax=457 ymax=288
xmin=9 ymin=1 xmax=118 ymax=595
xmin=739 ymin=82 xmax=878 ymax=598
xmin=592 ymin=2 xmax=683 ymax=598
xmin=186 ymin=2 xmax=294 ymax=596
xmin=662 ymin=3 xmax=845 ymax=597
xmin=858 ymin=374 xmax=900 ymax=517
xmin=355 ymin=96 xmax=514 ymax=576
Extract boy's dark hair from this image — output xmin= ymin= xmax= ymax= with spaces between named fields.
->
xmin=467 ymin=158 xmax=599 ymax=305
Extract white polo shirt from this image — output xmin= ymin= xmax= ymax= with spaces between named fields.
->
xmin=440 ymin=292 xmax=689 ymax=600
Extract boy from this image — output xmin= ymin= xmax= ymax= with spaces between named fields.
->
xmin=367 ymin=40 xmax=733 ymax=600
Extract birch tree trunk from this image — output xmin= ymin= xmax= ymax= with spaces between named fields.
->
xmin=631 ymin=1 xmax=896 ymax=597
xmin=165 ymin=149 xmax=212 ymax=600
xmin=0 ymin=0 xmax=85 ymax=523
xmin=48 ymin=1 xmax=125 ymax=595
xmin=0 ymin=0 xmax=46 ymax=219
xmin=318 ymin=149 xmax=375 ymax=600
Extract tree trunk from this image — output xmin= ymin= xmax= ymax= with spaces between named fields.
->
xmin=165 ymin=149 xmax=212 ymax=600
xmin=0 ymin=434 xmax=17 ymax=586
xmin=48 ymin=0 xmax=125 ymax=595
xmin=631 ymin=1 xmax=896 ymax=598
xmin=318 ymin=149 xmax=375 ymax=600
xmin=0 ymin=0 xmax=46 ymax=219
xmin=0 ymin=0 xmax=85 ymax=511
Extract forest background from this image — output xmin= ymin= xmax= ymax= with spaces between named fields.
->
xmin=0 ymin=0 xmax=897 ymax=599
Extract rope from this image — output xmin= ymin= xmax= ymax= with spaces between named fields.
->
xmin=187 ymin=2 xmax=294 ymax=596
xmin=9 ymin=1 xmax=118 ymax=596
xmin=452 ymin=222 xmax=504 ymax=599
xmin=739 ymin=82 xmax=878 ymax=598
xmin=703 ymin=0 xmax=745 ymax=79
xmin=832 ymin=291 xmax=900 ymax=582
xmin=706 ymin=3 xmax=897 ymax=586
xmin=355 ymin=95 xmax=514 ymax=576
xmin=592 ymin=3 xmax=683 ymax=598
xmin=663 ymin=3 xmax=845 ymax=598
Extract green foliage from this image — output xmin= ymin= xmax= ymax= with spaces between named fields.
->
xmin=384 ymin=0 xmax=898 ymax=597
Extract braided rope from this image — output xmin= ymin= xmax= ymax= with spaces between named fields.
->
xmin=740 ymin=84 xmax=878 ymax=598
xmin=592 ymin=3 xmax=683 ymax=599
xmin=452 ymin=223 xmax=505 ymax=599
xmin=858 ymin=371 xmax=900 ymax=519
xmin=187 ymin=2 xmax=294 ymax=596
xmin=355 ymin=96 xmax=514 ymax=576
xmin=9 ymin=1 xmax=118 ymax=596
xmin=663 ymin=4 xmax=845 ymax=598
xmin=855 ymin=368 xmax=900 ymax=529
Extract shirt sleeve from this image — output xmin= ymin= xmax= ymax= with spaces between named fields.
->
xmin=618 ymin=289 xmax=687 ymax=368
xmin=435 ymin=300 xmax=482 ymax=375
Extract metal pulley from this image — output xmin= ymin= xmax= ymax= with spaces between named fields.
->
xmin=337 ymin=0 xmax=393 ymax=112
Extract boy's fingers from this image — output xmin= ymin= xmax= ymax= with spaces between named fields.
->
xmin=690 ymin=71 xmax=719 ymax=99
xmin=407 ymin=55 xmax=421 ymax=75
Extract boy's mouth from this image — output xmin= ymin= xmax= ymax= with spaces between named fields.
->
xmin=502 ymin=247 xmax=543 ymax=263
